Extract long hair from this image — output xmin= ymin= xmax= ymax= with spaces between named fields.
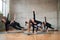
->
xmin=2 ymin=16 xmax=7 ymax=20
xmin=1 ymin=16 xmax=7 ymax=23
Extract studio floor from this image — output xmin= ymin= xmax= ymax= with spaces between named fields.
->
xmin=0 ymin=31 xmax=60 ymax=40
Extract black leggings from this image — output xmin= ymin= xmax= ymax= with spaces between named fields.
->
xmin=32 ymin=24 xmax=40 ymax=33
xmin=6 ymin=21 xmax=23 ymax=31
xmin=32 ymin=24 xmax=35 ymax=33
xmin=44 ymin=23 xmax=54 ymax=30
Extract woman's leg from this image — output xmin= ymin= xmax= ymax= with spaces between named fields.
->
xmin=32 ymin=24 xmax=35 ymax=33
xmin=46 ymin=24 xmax=54 ymax=29
xmin=48 ymin=26 xmax=54 ymax=29
xmin=36 ymin=24 xmax=42 ymax=32
xmin=13 ymin=21 xmax=24 ymax=28
xmin=9 ymin=23 xmax=22 ymax=30
xmin=5 ymin=25 xmax=9 ymax=32
xmin=36 ymin=26 xmax=38 ymax=32
xmin=14 ymin=22 xmax=24 ymax=32
xmin=28 ymin=22 xmax=31 ymax=33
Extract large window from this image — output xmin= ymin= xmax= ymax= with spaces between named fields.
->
xmin=2 ymin=0 xmax=10 ymax=17
xmin=0 ymin=0 xmax=10 ymax=17
xmin=0 ymin=0 xmax=2 ymax=14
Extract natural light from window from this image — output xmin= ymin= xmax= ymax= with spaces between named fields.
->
xmin=0 ymin=0 xmax=2 ymax=13
xmin=0 ymin=0 xmax=10 ymax=17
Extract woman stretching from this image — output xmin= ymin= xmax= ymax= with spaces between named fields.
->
xmin=1 ymin=16 xmax=24 ymax=32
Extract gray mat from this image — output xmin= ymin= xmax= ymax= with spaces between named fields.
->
xmin=0 ymin=30 xmax=23 ymax=34
xmin=0 ymin=32 xmax=7 ymax=34
xmin=23 ymin=31 xmax=33 ymax=35
xmin=23 ymin=31 xmax=48 ymax=35
xmin=36 ymin=31 xmax=47 ymax=34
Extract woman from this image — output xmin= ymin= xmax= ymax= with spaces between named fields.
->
xmin=1 ymin=16 xmax=24 ymax=32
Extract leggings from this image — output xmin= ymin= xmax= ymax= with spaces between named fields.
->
xmin=32 ymin=24 xmax=35 ymax=33
xmin=5 ymin=21 xmax=23 ymax=31
xmin=32 ymin=24 xmax=41 ymax=33
xmin=44 ymin=23 xmax=54 ymax=30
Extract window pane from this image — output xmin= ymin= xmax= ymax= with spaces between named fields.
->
xmin=2 ymin=0 xmax=10 ymax=17
xmin=0 ymin=0 xmax=2 ymax=14
xmin=2 ymin=0 xmax=6 ymax=2
xmin=2 ymin=2 xmax=6 ymax=16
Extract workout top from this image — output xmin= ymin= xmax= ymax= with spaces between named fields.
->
xmin=30 ymin=20 xmax=42 ymax=25
xmin=5 ymin=19 xmax=10 ymax=27
xmin=34 ymin=20 xmax=42 ymax=24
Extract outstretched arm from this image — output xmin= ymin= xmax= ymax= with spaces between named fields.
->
xmin=10 ymin=14 xmax=16 ymax=24
xmin=6 ymin=13 xmax=9 ymax=20
xmin=11 ymin=13 xmax=16 ymax=21
xmin=13 ymin=14 xmax=16 ymax=21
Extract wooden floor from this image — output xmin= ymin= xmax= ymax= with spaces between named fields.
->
xmin=0 ymin=31 xmax=60 ymax=40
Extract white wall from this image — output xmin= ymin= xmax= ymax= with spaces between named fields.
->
xmin=58 ymin=14 xmax=60 ymax=30
xmin=58 ymin=0 xmax=60 ymax=30
xmin=10 ymin=0 xmax=58 ymax=29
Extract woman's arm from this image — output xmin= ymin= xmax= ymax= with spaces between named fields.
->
xmin=10 ymin=14 xmax=16 ymax=24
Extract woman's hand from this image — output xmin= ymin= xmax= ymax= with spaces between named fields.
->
xmin=10 ymin=20 xmax=14 ymax=24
